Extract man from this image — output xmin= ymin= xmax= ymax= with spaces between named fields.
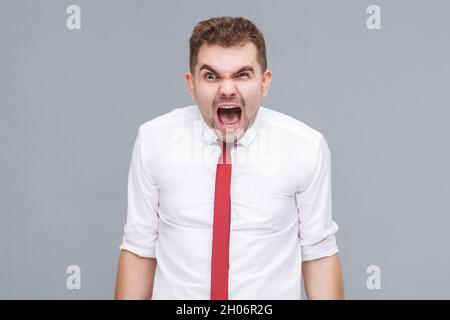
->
xmin=115 ymin=16 xmax=343 ymax=300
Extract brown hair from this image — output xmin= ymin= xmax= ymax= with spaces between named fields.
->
xmin=188 ymin=16 xmax=267 ymax=74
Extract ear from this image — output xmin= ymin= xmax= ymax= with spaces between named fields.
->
xmin=185 ymin=72 xmax=196 ymax=100
xmin=261 ymin=69 xmax=273 ymax=98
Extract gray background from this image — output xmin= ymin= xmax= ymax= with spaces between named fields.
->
xmin=1 ymin=0 xmax=449 ymax=299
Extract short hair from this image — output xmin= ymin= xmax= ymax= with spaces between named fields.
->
xmin=188 ymin=16 xmax=267 ymax=74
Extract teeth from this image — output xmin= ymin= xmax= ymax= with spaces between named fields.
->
xmin=219 ymin=105 xmax=240 ymax=109
xmin=224 ymin=123 xmax=238 ymax=127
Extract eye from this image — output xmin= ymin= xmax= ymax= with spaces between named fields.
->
xmin=237 ymin=72 xmax=250 ymax=79
xmin=205 ymin=72 xmax=217 ymax=80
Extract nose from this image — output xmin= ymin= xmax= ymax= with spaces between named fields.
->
xmin=218 ymin=78 xmax=237 ymax=98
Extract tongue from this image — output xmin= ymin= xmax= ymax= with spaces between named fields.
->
xmin=218 ymin=108 xmax=241 ymax=125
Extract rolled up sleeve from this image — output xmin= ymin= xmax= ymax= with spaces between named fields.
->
xmin=296 ymin=134 xmax=339 ymax=262
xmin=119 ymin=126 xmax=159 ymax=258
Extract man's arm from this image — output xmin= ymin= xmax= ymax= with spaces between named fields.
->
xmin=115 ymin=250 xmax=157 ymax=300
xmin=302 ymin=253 xmax=344 ymax=300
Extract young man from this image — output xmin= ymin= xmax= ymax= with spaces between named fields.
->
xmin=115 ymin=16 xmax=344 ymax=300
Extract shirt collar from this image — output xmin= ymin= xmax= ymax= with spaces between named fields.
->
xmin=194 ymin=105 xmax=263 ymax=147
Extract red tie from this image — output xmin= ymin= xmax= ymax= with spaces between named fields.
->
xmin=210 ymin=140 xmax=232 ymax=300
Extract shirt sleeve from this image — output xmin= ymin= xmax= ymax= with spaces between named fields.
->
xmin=296 ymin=134 xmax=339 ymax=261
xmin=119 ymin=126 xmax=160 ymax=258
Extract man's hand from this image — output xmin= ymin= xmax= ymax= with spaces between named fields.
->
xmin=302 ymin=253 xmax=344 ymax=299
xmin=114 ymin=250 xmax=157 ymax=299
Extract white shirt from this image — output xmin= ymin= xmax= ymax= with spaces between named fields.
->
xmin=119 ymin=104 xmax=339 ymax=300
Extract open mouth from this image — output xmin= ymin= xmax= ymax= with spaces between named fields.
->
xmin=217 ymin=105 xmax=242 ymax=128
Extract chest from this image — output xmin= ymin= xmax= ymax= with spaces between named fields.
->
xmin=155 ymin=143 xmax=310 ymax=232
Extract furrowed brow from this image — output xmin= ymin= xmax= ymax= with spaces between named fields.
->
xmin=199 ymin=64 xmax=219 ymax=75
xmin=235 ymin=66 xmax=254 ymax=74
xmin=198 ymin=64 xmax=254 ymax=76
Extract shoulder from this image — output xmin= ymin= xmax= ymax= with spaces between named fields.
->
xmin=259 ymin=106 xmax=326 ymax=146
xmin=138 ymin=105 xmax=198 ymax=134
xmin=131 ymin=105 xmax=199 ymax=153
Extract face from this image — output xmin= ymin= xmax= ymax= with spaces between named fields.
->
xmin=185 ymin=42 xmax=272 ymax=143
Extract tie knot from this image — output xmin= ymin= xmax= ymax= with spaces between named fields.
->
xmin=219 ymin=140 xmax=233 ymax=165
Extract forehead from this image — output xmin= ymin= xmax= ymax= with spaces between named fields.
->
xmin=196 ymin=42 xmax=259 ymax=74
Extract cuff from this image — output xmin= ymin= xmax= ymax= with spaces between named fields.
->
xmin=119 ymin=239 xmax=156 ymax=258
xmin=301 ymin=234 xmax=339 ymax=262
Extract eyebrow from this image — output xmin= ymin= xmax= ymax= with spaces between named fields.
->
xmin=198 ymin=64 xmax=254 ymax=75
